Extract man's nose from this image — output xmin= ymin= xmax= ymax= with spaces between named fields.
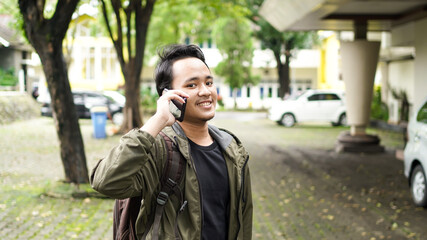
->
xmin=198 ymin=84 xmax=211 ymax=96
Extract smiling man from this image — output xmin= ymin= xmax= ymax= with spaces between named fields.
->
xmin=91 ymin=44 xmax=253 ymax=240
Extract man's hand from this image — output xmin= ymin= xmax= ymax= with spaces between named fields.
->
xmin=140 ymin=89 xmax=189 ymax=137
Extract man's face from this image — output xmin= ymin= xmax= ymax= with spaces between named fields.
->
xmin=171 ymin=57 xmax=217 ymax=124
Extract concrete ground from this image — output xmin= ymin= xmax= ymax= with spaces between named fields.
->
xmin=1 ymin=112 xmax=425 ymax=239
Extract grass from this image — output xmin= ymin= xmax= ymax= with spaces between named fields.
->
xmin=0 ymin=117 xmax=117 ymax=240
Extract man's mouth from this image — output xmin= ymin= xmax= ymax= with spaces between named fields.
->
xmin=197 ymin=101 xmax=212 ymax=107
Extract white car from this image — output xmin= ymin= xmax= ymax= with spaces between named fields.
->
xmin=404 ymin=97 xmax=427 ymax=207
xmin=268 ymin=89 xmax=347 ymax=127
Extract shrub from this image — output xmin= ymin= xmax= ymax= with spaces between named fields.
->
xmin=140 ymin=88 xmax=157 ymax=111
xmin=371 ymin=86 xmax=389 ymax=121
xmin=0 ymin=68 xmax=18 ymax=86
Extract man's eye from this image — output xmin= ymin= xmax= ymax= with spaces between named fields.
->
xmin=206 ymin=82 xmax=213 ymax=86
xmin=187 ymin=84 xmax=196 ymax=88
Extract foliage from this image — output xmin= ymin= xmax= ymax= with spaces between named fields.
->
xmin=145 ymin=0 xmax=250 ymax=63
xmin=370 ymin=86 xmax=389 ymax=121
xmin=0 ymin=68 xmax=18 ymax=86
xmin=0 ymin=0 xmax=26 ymax=43
xmin=213 ymin=16 xmax=258 ymax=91
xmin=140 ymin=87 xmax=157 ymax=110
xmin=391 ymin=88 xmax=411 ymax=122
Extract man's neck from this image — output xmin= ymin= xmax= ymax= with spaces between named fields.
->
xmin=178 ymin=121 xmax=213 ymax=146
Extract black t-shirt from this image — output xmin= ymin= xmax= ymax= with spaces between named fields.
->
xmin=188 ymin=139 xmax=230 ymax=240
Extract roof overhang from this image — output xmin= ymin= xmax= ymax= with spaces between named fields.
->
xmin=259 ymin=0 xmax=427 ymax=32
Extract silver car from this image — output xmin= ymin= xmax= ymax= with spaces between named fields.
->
xmin=404 ymin=97 xmax=427 ymax=207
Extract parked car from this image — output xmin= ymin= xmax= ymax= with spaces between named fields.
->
xmin=40 ymin=90 xmax=125 ymax=126
xmin=268 ymin=89 xmax=347 ymax=127
xmin=404 ymin=97 xmax=427 ymax=207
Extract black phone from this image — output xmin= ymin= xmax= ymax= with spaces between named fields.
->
xmin=169 ymin=97 xmax=187 ymax=122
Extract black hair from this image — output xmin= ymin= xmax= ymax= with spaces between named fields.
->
xmin=154 ymin=44 xmax=208 ymax=96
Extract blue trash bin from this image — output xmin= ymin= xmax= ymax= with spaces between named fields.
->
xmin=91 ymin=106 xmax=108 ymax=139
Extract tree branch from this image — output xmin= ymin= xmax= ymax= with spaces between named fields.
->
xmin=125 ymin=2 xmax=133 ymax=63
xmin=49 ymin=0 xmax=79 ymax=43
xmin=101 ymin=0 xmax=125 ymax=69
xmin=19 ymin=0 xmax=45 ymax=42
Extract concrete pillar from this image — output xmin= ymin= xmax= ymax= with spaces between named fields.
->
xmin=335 ymin=22 xmax=384 ymax=153
xmin=341 ymin=40 xmax=380 ymax=135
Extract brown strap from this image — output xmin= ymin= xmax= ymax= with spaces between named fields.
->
xmin=142 ymin=131 xmax=185 ymax=240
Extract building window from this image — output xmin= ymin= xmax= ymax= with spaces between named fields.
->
xmin=260 ymin=87 xmax=264 ymax=99
xmin=185 ymin=37 xmax=190 ymax=45
xmin=268 ymin=87 xmax=273 ymax=98
xmin=247 ymin=87 xmax=251 ymax=98
xmin=82 ymin=47 xmax=95 ymax=80
xmin=101 ymin=47 xmax=116 ymax=79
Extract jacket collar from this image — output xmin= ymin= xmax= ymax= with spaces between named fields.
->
xmin=167 ymin=122 xmax=248 ymax=168
xmin=171 ymin=122 xmax=233 ymax=151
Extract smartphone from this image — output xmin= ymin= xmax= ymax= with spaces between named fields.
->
xmin=169 ymin=97 xmax=187 ymax=122
xmin=164 ymin=88 xmax=187 ymax=122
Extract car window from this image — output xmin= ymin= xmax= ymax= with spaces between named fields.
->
xmin=86 ymin=93 xmax=108 ymax=105
xmin=416 ymin=101 xmax=427 ymax=123
xmin=73 ymin=93 xmax=84 ymax=105
xmin=308 ymin=94 xmax=322 ymax=101
xmin=324 ymin=94 xmax=340 ymax=100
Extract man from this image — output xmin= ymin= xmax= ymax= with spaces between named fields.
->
xmin=90 ymin=44 xmax=252 ymax=239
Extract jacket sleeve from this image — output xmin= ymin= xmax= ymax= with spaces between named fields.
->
xmin=90 ymin=129 xmax=164 ymax=199
xmin=242 ymin=164 xmax=253 ymax=239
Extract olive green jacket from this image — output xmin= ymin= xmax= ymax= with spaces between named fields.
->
xmin=90 ymin=123 xmax=252 ymax=240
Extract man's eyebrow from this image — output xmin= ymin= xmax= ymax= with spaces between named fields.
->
xmin=184 ymin=75 xmax=213 ymax=83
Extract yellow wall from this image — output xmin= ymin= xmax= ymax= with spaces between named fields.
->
xmin=317 ymin=34 xmax=345 ymax=90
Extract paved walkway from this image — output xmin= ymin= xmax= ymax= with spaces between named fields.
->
xmin=1 ymin=115 xmax=425 ymax=239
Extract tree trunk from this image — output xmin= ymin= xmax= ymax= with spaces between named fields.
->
xmin=120 ymin=70 xmax=143 ymax=132
xmin=274 ymin=51 xmax=291 ymax=99
xmin=41 ymin=46 xmax=89 ymax=184
xmin=101 ymin=0 xmax=155 ymax=133
xmin=19 ymin=0 xmax=89 ymax=184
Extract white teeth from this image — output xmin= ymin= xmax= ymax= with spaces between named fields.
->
xmin=198 ymin=102 xmax=211 ymax=106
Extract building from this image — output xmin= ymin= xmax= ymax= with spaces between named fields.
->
xmin=0 ymin=14 xmax=38 ymax=94
xmin=36 ymin=13 xmax=322 ymax=110
xmin=260 ymin=0 xmax=427 ymax=152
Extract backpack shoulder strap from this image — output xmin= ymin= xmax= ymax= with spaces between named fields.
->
xmin=142 ymin=131 xmax=185 ymax=240
xmin=159 ymin=131 xmax=185 ymax=189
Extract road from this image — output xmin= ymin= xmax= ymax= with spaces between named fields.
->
xmin=212 ymin=112 xmax=425 ymax=240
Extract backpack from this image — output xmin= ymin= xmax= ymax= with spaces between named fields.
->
xmin=113 ymin=131 xmax=186 ymax=240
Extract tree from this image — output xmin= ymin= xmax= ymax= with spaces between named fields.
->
xmin=99 ymin=0 xmax=249 ymax=132
xmin=99 ymin=0 xmax=155 ymax=133
xmin=19 ymin=0 xmax=89 ymax=184
xmin=247 ymin=0 xmax=318 ymax=98
xmin=213 ymin=16 xmax=258 ymax=108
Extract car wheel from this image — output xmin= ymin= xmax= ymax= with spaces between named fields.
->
xmin=410 ymin=165 xmax=427 ymax=207
xmin=338 ymin=113 xmax=347 ymax=126
xmin=112 ymin=112 xmax=124 ymax=126
xmin=280 ymin=113 xmax=296 ymax=127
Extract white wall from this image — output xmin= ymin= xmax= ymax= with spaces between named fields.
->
xmin=387 ymin=60 xmax=414 ymax=123
xmin=414 ymin=17 xmax=427 ymax=112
